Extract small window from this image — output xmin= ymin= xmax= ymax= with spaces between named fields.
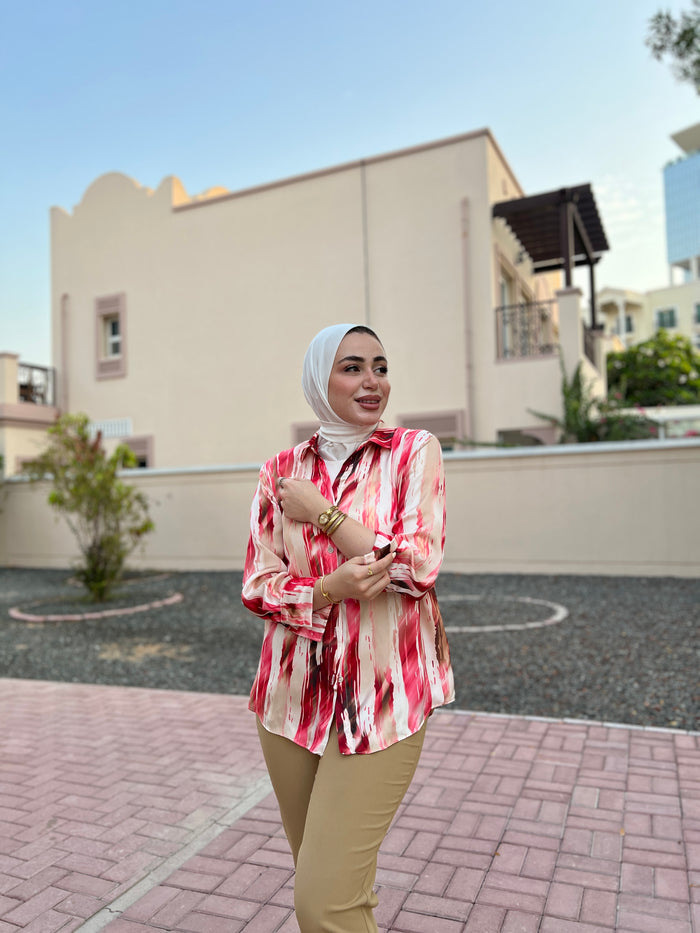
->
xmin=124 ymin=436 xmax=153 ymax=468
xmin=95 ymin=294 xmax=126 ymax=379
xmin=103 ymin=316 xmax=121 ymax=357
xmin=656 ymin=307 xmax=677 ymax=329
xmin=625 ymin=314 xmax=634 ymax=333
xmin=694 ymin=303 xmax=700 ymax=325
xmin=398 ymin=411 xmax=463 ymax=451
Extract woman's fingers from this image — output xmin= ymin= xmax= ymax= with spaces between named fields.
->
xmin=348 ymin=551 xmax=394 ymax=580
xmin=365 ymin=551 xmax=394 ymax=574
xmin=330 ymin=554 xmax=394 ymax=601
xmin=277 ymin=477 xmax=329 ymax=523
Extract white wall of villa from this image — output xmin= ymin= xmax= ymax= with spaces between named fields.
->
xmin=50 ymin=129 xmax=570 ymax=469
xmin=2 ymin=438 xmax=698 ymax=578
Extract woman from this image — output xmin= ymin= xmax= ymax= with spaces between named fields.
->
xmin=242 ymin=323 xmax=454 ymax=932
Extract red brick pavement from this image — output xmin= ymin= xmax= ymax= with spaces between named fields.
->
xmin=1 ymin=679 xmax=698 ymax=932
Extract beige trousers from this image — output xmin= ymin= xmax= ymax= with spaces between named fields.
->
xmin=256 ymin=718 xmax=427 ymax=933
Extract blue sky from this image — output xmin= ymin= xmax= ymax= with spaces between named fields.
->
xmin=1 ymin=0 xmax=698 ymax=364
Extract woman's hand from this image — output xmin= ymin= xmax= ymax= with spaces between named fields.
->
xmin=326 ymin=552 xmax=395 ymax=602
xmin=277 ymin=477 xmax=329 ymax=525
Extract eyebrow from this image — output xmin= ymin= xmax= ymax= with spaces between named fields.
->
xmin=337 ymin=354 xmax=388 ymax=364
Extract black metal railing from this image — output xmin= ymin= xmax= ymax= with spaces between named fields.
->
xmin=495 ymin=300 xmax=557 ymax=360
xmin=18 ymin=363 xmax=55 ymax=406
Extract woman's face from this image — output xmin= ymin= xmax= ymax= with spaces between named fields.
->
xmin=327 ymin=331 xmax=390 ymax=427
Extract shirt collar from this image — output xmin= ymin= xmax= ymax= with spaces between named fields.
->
xmin=300 ymin=426 xmax=395 ymax=458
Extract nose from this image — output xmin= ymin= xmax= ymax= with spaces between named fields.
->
xmin=363 ymin=368 xmax=379 ymax=388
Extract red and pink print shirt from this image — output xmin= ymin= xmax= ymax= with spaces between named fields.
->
xmin=242 ymin=427 xmax=455 ymax=755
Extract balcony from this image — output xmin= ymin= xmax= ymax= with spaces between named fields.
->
xmin=495 ymin=300 xmax=557 ymax=360
xmin=18 ymin=363 xmax=55 ymax=406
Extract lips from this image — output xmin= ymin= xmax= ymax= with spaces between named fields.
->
xmin=356 ymin=396 xmax=381 ymax=409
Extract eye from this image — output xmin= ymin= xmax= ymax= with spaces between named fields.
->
xmin=375 ymin=365 xmax=388 ymax=375
xmin=344 ymin=364 xmax=360 ymax=372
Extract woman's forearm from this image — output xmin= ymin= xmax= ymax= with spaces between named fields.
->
xmin=321 ymin=513 xmax=376 ymax=557
xmin=277 ymin=478 xmax=378 ymax=559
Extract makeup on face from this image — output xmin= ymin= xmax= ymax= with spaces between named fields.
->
xmin=327 ymin=333 xmax=391 ymax=426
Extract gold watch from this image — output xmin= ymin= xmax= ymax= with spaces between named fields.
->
xmin=318 ymin=505 xmax=339 ymax=529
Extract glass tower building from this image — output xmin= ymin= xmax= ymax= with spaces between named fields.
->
xmin=663 ymin=123 xmax=700 ymax=282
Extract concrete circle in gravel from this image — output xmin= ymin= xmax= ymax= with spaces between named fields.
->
xmin=9 ymin=591 xmax=184 ymax=623
xmin=439 ymin=594 xmax=569 ymax=633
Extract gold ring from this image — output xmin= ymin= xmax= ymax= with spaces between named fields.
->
xmin=367 ymin=567 xmax=373 ymax=577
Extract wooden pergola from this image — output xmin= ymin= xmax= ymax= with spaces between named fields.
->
xmin=493 ymin=184 xmax=609 ymax=326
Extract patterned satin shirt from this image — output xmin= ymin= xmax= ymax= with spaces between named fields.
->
xmin=242 ymin=426 xmax=455 ymax=755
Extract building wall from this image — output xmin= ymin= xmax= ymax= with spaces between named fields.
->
xmin=51 ymin=130 xmax=572 ymax=467
xmin=599 ymin=281 xmax=700 ymax=351
xmin=0 ymin=354 xmax=57 ymax=476
xmin=2 ymin=439 xmax=698 ymax=577
xmin=646 ymin=281 xmax=700 ymax=350
xmin=52 ymin=169 xmax=369 ymax=467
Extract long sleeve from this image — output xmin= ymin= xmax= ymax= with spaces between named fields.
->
xmin=242 ymin=465 xmax=331 ymax=640
xmin=373 ymin=432 xmax=446 ymax=598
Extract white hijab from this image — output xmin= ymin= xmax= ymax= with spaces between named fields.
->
xmin=302 ymin=323 xmax=381 ymax=461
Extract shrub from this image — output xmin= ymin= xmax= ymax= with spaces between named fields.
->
xmin=607 ymin=330 xmax=700 ymax=407
xmin=531 ymin=358 xmax=657 ymax=443
xmin=22 ymin=413 xmax=154 ymax=601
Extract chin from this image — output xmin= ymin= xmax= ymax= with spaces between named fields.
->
xmin=354 ymin=410 xmax=383 ymax=425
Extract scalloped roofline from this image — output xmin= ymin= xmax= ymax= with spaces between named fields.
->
xmin=56 ymin=128 xmax=523 ymax=217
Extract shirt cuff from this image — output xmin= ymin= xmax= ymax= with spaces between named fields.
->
xmin=372 ymin=532 xmax=395 ymax=553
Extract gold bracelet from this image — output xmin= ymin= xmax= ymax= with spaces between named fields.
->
xmin=318 ymin=505 xmax=340 ymax=531
xmin=320 ymin=575 xmax=340 ymax=604
xmin=325 ymin=510 xmax=347 ymax=537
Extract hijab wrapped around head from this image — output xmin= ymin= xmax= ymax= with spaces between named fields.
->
xmin=302 ymin=323 xmax=381 ymax=461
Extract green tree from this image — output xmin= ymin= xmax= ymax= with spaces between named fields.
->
xmin=607 ymin=330 xmax=700 ymax=407
xmin=647 ymin=0 xmax=700 ymax=93
xmin=22 ymin=413 xmax=154 ymax=601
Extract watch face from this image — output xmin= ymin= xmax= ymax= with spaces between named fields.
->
xmin=319 ymin=514 xmax=329 ymax=525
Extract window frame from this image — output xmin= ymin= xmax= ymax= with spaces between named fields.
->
xmin=124 ymin=435 xmax=153 ymax=468
xmin=105 ymin=316 xmax=121 ymax=357
xmin=397 ymin=410 xmax=464 ymax=451
xmin=655 ymin=306 xmax=677 ymax=330
xmin=95 ymin=294 xmax=127 ymax=379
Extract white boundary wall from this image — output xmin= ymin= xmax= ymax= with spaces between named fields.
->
xmin=1 ymin=439 xmax=698 ymax=578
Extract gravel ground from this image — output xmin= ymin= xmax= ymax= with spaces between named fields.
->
xmin=1 ymin=568 xmax=698 ymax=731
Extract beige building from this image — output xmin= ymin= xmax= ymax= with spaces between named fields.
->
xmin=598 ymin=281 xmax=700 ymax=351
xmin=598 ymin=122 xmax=700 ymax=355
xmin=0 ymin=354 xmax=58 ymax=477
xmin=46 ymin=128 xmax=608 ymax=471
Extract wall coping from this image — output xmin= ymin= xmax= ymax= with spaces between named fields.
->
xmin=6 ymin=462 xmax=264 ymax=483
xmin=442 ymin=436 xmax=700 ymax=462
